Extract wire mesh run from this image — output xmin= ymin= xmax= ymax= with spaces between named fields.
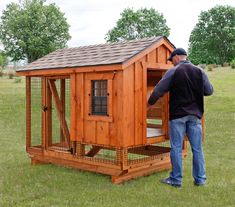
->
xmin=127 ymin=142 xmax=171 ymax=165
xmin=80 ymin=144 xmax=118 ymax=165
xmin=75 ymin=142 xmax=171 ymax=167
xmin=30 ymin=77 xmax=42 ymax=148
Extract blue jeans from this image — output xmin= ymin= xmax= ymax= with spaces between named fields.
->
xmin=169 ymin=115 xmax=206 ymax=185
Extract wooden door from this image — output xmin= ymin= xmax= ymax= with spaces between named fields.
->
xmin=43 ymin=76 xmax=71 ymax=152
xmin=146 ymin=70 xmax=169 ymax=144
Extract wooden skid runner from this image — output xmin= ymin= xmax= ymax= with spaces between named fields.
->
xmin=112 ymin=160 xmax=171 ymax=184
xmin=30 ymin=153 xmax=122 ymax=176
xmin=28 ymin=149 xmax=172 ymax=184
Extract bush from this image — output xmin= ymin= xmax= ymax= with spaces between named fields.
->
xmin=0 ymin=71 xmax=3 ymax=77
xmin=230 ymin=59 xmax=235 ymax=69
xmin=8 ymin=72 xmax=15 ymax=79
xmin=14 ymin=77 xmax=22 ymax=83
xmin=223 ymin=62 xmax=229 ymax=67
xmin=206 ymin=64 xmax=216 ymax=71
xmin=197 ymin=64 xmax=206 ymax=70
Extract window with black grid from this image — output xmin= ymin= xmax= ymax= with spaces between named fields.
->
xmin=91 ymin=80 xmax=108 ymax=116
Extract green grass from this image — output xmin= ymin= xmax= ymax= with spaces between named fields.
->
xmin=0 ymin=68 xmax=235 ymax=207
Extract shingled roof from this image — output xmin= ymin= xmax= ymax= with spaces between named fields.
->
xmin=17 ymin=36 xmax=173 ymax=71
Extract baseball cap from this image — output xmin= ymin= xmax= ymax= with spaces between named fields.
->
xmin=168 ymin=48 xmax=187 ymax=61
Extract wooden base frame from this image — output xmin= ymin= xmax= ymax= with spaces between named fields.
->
xmin=28 ymin=142 xmax=188 ymax=184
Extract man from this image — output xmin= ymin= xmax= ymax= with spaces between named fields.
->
xmin=147 ymin=48 xmax=213 ymax=188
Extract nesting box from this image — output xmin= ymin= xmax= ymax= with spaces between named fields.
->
xmin=16 ymin=36 xmax=189 ymax=183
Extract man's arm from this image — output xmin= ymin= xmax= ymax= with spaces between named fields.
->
xmin=202 ymin=71 xmax=213 ymax=96
xmin=148 ymin=69 xmax=175 ymax=105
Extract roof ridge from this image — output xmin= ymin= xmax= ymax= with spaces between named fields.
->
xmin=58 ymin=36 xmax=162 ymax=51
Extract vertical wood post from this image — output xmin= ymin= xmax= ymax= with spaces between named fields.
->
xmin=46 ymin=77 xmax=52 ymax=148
xmin=26 ymin=77 xmax=31 ymax=151
xmin=120 ymin=147 xmax=128 ymax=169
xmin=70 ymin=73 xmax=77 ymax=141
xmin=60 ymin=79 xmax=66 ymax=143
xmin=42 ymin=77 xmax=47 ymax=150
xmin=76 ymin=143 xmax=85 ymax=157
xmin=141 ymin=62 xmax=147 ymax=144
xmin=116 ymin=147 xmax=122 ymax=166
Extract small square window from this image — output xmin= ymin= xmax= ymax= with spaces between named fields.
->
xmin=91 ymin=80 xmax=108 ymax=115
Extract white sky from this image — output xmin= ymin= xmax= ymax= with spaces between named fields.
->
xmin=0 ymin=0 xmax=235 ymax=51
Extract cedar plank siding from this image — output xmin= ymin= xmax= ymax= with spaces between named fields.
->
xmin=109 ymin=71 xmax=123 ymax=147
xmin=134 ymin=60 xmax=144 ymax=146
xmin=74 ymin=70 xmax=124 ymax=146
xmin=158 ymin=45 xmax=168 ymax=63
xmin=71 ymin=43 xmax=171 ymax=147
xmin=123 ymin=65 xmax=135 ymax=147
xmin=121 ymin=44 xmax=170 ymax=147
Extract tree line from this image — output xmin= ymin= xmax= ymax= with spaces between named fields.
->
xmin=0 ymin=0 xmax=234 ymax=66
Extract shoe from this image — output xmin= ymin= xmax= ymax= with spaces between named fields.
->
xmin=160 ymin=177 xmax=181 ymax=188
xmin=194 ymin=181 xmax=205 ymax=186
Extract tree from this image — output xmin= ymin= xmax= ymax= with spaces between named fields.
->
xmin=188 ymin=5 xmax=235 ymax=65
xmin=0 ymin=50 xmax=8 ymax=70
xmin=105 ymin=8 xmax=170 ymax=42
xmin=0 ymin=0 xmax=70 ymax=63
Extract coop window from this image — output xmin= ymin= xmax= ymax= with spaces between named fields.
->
xmin=91 ymin=80 xmax=108 ymax=116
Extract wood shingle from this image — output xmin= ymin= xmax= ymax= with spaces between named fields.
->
xmin=17 ymin=36 xmax=173 ymax=71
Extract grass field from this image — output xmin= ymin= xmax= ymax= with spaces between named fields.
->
xmin=0 ymin=68 xmax=235 ymax=207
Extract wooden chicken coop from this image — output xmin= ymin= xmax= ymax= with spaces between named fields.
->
xmin=16 ymin=36 xmax=189 ymax=184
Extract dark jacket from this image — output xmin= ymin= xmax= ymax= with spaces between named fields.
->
xmin=148 ymin=60 xmax=213 ymax=120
